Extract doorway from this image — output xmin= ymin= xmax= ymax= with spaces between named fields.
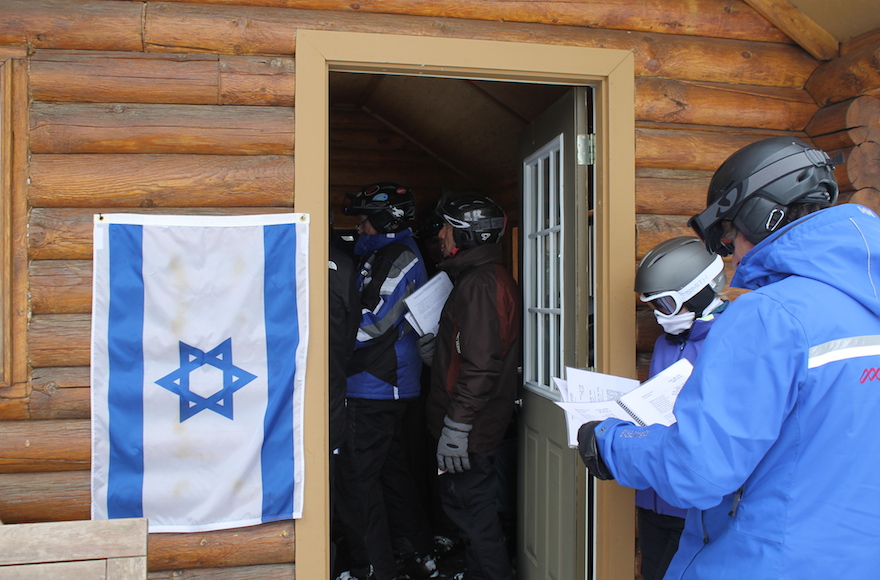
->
xmin=294 ymin=30 xmax=636 ymax=580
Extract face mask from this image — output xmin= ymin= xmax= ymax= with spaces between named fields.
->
xmin=654 ymin=309 xmax=695 ymax=335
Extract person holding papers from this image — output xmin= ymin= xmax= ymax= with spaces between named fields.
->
xmin=337 ymin=183 xmax=437 ymax=580
xmin=424 ymin=193 xmax=520 ymax=580
xmin=578 ymin=136 xmax=880 ymax=579
xmin=631 ymin=236 xmax=728 ymax=580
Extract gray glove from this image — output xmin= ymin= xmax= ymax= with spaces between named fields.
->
xmin=437 ymin=416 xmax=472 ymax=473
xmin=417 ymin=333 xmax=436 ymax=366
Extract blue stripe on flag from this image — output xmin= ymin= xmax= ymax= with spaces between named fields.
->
xmin=261 ymin=224 xmax=298 ymax=520
xmin=107 ymin=223 xmax=145 ymax=518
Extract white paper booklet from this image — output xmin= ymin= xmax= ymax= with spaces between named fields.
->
xmin=404 ymin=272 xmax=453 ymax=336
xmin=554 ymin=358 xmax=693 ymax=447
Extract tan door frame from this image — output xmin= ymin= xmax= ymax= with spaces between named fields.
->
xmin=293 ymin=29 xmax=636 ymax=580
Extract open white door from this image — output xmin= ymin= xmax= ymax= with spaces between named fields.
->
xmin=517 ymin=87 xmax=594 ymax=580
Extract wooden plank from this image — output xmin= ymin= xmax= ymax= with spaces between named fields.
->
xmin=10 ymin=59 xmax=28 ymax=387
xmin=148 ymin=563 xmax=295 ymax=579
xmin=0 ymin=0 xmax=143 ymax=51
xmin=805 ymin=43 xmax=880 ymax=107
xmin=0 ymin=419 xmax=91 ymax=473
xmin=29 ymin=208 xmax=295 ymax=261
xmin=636 ymin=77 xmax=817 ymax=131
xmin=30 ymin=260 xmax=92 ymax=315
xmin=144 ymin=3 xmax=818 ymax=88
xmin=29 ymin=103 xmax=294 ymax=155
xmin=108 ymin=556 xmax=148 ymax=579
xmin=29 ymin=154 xmax=294 ymax=208
xmin=0 ymin=518 xmax=147 ymax=565
xmin=0 ymin=559 xmax=107 ymax=579
xmin=741 ymin=0 xmax=838 ymax=61
xmin=30 ymin=366 xmax=91 ymax=420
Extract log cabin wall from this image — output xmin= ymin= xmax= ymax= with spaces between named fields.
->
xmin=0 ymin=0 xmax=878 ymax=577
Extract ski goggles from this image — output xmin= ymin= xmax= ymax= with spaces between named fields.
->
xmin=639 ymin=254 xmax=724 ymax=315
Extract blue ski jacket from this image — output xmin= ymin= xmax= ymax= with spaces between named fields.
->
xmin=636 ymin=306 xmax=725 ymax=519
xmin=346 ymin=229 xmax=427 ymax=400
xmin=596 ymin=204 xmax=880 ymax=579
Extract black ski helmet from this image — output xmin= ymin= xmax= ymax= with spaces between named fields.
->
xmin=343 ymin=182 xmax=416 ymax=233
xmin=438 ymin=193 xmax=506 ymax=250
xmin=635 ymin=237 xmax=726 ymax=316
xmin=688 ymin=136 xmax=840 ymax=256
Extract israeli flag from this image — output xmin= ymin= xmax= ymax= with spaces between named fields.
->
xmin=91 ymin=213 xmax=309 ymax=532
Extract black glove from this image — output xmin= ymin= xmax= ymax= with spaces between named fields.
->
xmin=437 ymin=416 xmax=472 ymax=473
xmin=417 ymin=333 xmax=436 ymax=366
xmin=577 ymin=421 xmax=614 ymax=480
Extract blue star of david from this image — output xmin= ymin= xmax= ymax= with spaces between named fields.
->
xmin=155 ymin=338 xmax=257 ymax=422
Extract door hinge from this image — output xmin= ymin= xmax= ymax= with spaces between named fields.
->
xmin=577 ymin=133 xmax=596 ymax=166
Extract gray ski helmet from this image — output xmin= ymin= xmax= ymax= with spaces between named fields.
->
xmin=439 ymin=193 xmax=506 ymax=249
xmin=636 ymin=237 xmax=726 ymax=316
xmin=688 ymin=136 xmax=840 ymax=256
xmin=343 ymin=182 xmax=416 ymax=233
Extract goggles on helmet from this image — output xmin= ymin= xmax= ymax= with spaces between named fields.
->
xmin=688 ymin=148 xmax=840 ymax=256
xmin=640 ymin=254 xmax=724 ymax=315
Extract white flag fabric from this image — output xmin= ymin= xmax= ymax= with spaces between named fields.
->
xmin=91 ymin=213 xmax=309 ymax=532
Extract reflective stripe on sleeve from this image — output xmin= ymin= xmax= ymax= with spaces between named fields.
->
xmin=808 ymin=335 xmax=880 ymax=369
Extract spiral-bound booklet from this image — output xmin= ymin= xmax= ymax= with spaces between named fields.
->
xmin=554 ymin=358 xmax=693 ymax=447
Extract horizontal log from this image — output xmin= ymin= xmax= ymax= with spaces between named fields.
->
xmin=145 ymin=3 xmax=817 ymax=88
xmin=0 ymin=472 xmax=295 ymax=569
xmin=29 ymin=154 xmax=294 ymax=208
xmin=636 ymin=214 xmax=693 ymax=259
xmin=0 ymin=0 xmax=143 ymax=51
xmin=30 ymin=260 xmax=92 ymax=315
xmin=805 ymin=42 xmax=880 ymax=107
xmin=31 ymin=51 xmax=219 ymax=104
xmin=219 ymin=55 xmax=296 ymax=106
xmin=636 ymin=78 xmax=817 ymax=131
xmin=636 ymin=308 xmax=663 ymax=353
xmin=30 ymin=366 xmax=91 ymax=420
xmin=806 ymin=95 xmax=880 ymax=149
xmin=29 ymin=103 xmax=294 ymax=155
xmin=162 ymin=0 xmax=790 ymax=43
xmin=635 ymin=167 xmax=712 ymax=215
xmin=635 ymin=124 xmax=791 ymax=171
xmin=30 ymin=50 xmax=296 ymax=107
xmin=148 ymin=563 xmax=295 ymax=579
xmin=28 ymin=314 xmax=91 ymax=368
xmin=149 ymin=520 xmax=295 ymax=571
xmin=29 ymin=208 xmax=295 ymax=261
xmin=0 ymin=420 xmax=90 ymax=473
xmin=636 ymin=351 xmax=652 ymax=383
xmin=0 ymin=46 xmax=27 ymax=59
xmin=0 ymin=471 xmax=91 ymax=522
